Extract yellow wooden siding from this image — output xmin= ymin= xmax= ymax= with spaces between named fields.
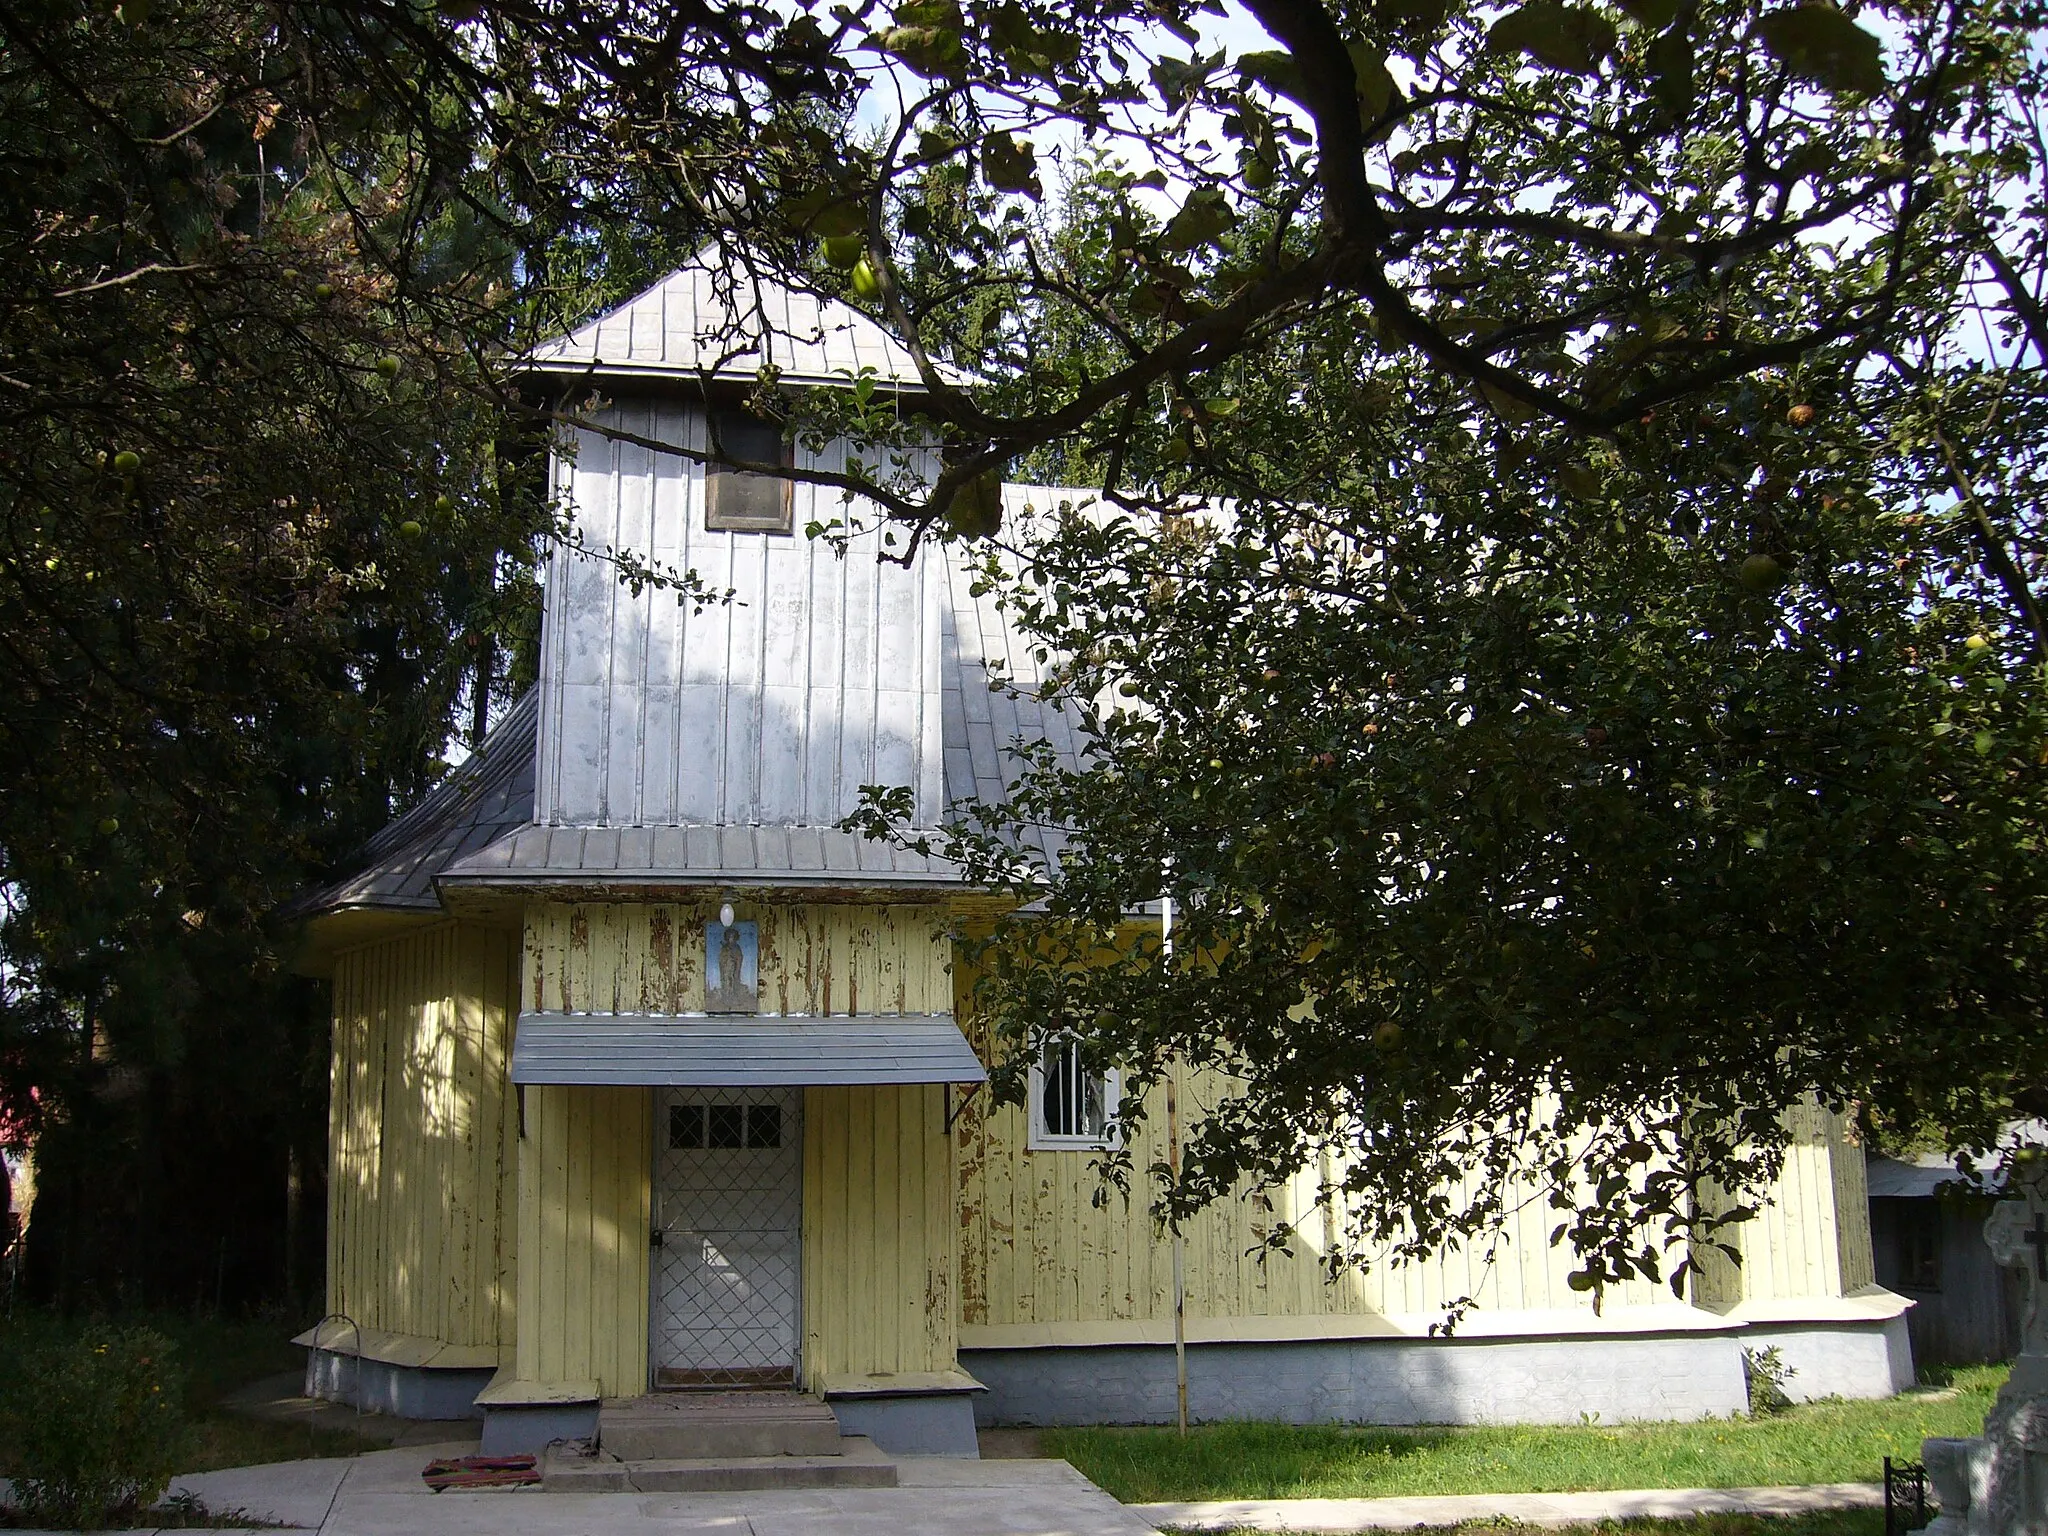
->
xmin=523 ymin=899 xmax=951 ymax=1016
xmin=954 ymin=966 xmax=1870 ymax=1333
xmin=512 ymin=1084 xmax=652 ymax=1395
xmin=1695 ymin=1102 xmax=1873 ymax=1307
xmin=956 ymin=1070 xmax=1680 ymax=1331
xmin=1832 ymin=1117 xmax=1876 ymax=1292
xmin=326 ymin=922 xmax=518 ymax=1351
xmin=802 ymin=1084 xmax=957 ymax=1384
xmin=516 ymin=899 xmax=955 ymax=1390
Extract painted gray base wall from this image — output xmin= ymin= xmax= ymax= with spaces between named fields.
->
xmin=1742 ymin=1316 xmax=1916 ymax=1402
xmin=481 ymin=1403 xmax=601 ymax=1455
xmin=828 ymin=1394 xmax=982 ymax=1457
xmin=963 ymin=1320 xmax=1913 ymax=1428
xmin=302 ymin=1346 xmax=493 ymax=1421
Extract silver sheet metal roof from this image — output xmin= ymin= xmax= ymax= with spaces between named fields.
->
xmin=509 ymin=1011 xmax=987 ymax=1086
xmin=441 ymin=822 xmax=958 ymax=888
xmin=522 ymin=257 xmax=952 ymax=389
xmin=284 ymin=691 xmax=539 ymax=917
xmin=296 ymin=490 xmax=1094 ymax=915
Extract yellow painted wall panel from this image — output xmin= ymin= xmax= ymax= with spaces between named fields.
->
xmin=522 ymin=899 xmax=952 ymax=1017
xmin=518 ymin=900 xmax=952 ymax=1391
xmin=801 ymin=1083 xmax=955 ymax=1384
xmin=953 ymin=957 xmax=1849 ymax=1334
xmin=1697 ymin=1102 xmax=1871 ymax=1308
xmin=325 ymin=921 xmax=518 ymax=1351
xmin=512 ymin=1083 xmax=651 ymax=1394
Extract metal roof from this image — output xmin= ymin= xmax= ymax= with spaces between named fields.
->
xmin=522 ymin=256 xmax=952 ymax=389
xmin=530 ymin=405 xmax=948 ymax=833
xmin=439 ymin=822 xmax=958 ymax=888
xmin=294 ymin=488 xmax=1096 ymax=916
xmin=1865 ymin=1123 xmax=2045 ymax=1197
xmin=282 ymin=690 xmax=539 ymax=917
xmin=940 ymin=485 xmax=1091 ymax=873
xmin=508 ymin=1011 xmax=987 ymax=1086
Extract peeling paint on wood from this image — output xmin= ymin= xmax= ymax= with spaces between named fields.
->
xmin=328 ymin=922 xmax=518 ymax=1354
xmin=950 ymin=962 xmax=1874 ymax=1333
xmin=523 ymin=899 xmax=950 ymax=1017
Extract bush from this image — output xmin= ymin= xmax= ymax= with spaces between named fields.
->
xmin=6 ymin=1324 xmax=190 ymax=1527
xmin=1744 ymin=1344 xmax=1798 ymax=1416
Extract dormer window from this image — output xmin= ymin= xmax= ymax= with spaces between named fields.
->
xmin=705 ymin=409 xmax=793 ymax=533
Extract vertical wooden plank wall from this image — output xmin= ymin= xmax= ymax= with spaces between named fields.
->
xmin=1707 ymin=1101 xmax=1872 ymax=1306
xmin=512 ymin=1084 xmax=651 ymax=1394
xmin=953 ymin=1075 xmax=1677 ymax=1333
xmin=326 ymin=922 xmax=519 ymax=1350
xmin=517 ymin=899 xmax=956 ymax=1390
xmin=801 ymin=1084 xmax=957 ymax=1384
xmin=523 ymin=899 xmax=950 ymax=1017
xmin=1831 ymin=1113 xmax=1877 ymax=1293
xmin=955 ymin=958 xmax=1860 ymax=1336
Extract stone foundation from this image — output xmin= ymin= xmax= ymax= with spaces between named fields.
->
xmin=301 ymin=1346 xmax=494 ymax=1421
xmin=964 ymin=1309 xmax=1914 ymax=1427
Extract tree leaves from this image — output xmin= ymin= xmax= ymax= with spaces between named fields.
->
xmin=1648 ymin=28 xmax=1697 ymax=117
xmin=875 ymin=0 xmax=967 ymax=80
xmin=1487 ymin=2 xmax=1619 ymax=73
xmin=1160 ymin=186 xmax=1236 ymax=253
xmin=1614 ymin=0 xmax=1679 ymax=28
xmin=1754 ymin=4 xmax=1887 ymax=94
xmin=981 ymin=133 xmax=1042 ymax=198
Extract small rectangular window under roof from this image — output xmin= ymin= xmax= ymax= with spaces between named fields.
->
xmin=509 ymin=1012 xmax=987 ymax=1087
xmin=705 ymin=409 xmax=792 ymax=533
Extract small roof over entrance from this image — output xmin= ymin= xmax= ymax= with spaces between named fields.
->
xmin=509 ymin=1012 xmax=987 ymax=1087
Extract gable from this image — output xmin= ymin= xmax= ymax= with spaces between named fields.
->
xmin=523 ymin=257 xmax=944 ymax=389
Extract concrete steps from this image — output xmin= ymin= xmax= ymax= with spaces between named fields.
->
xmin=540 ymin=1390 xmax=901 ymax=1493
xmin=599 ymin=1390 xmax=844 ymax=1460
xmin=541 ymin=1434 xmax=899 ymax=1493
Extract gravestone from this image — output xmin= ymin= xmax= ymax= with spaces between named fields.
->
xmin=1923 ymin=1155 xmax=2047 ymax=1536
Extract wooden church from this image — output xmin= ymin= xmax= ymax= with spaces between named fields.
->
xmin=291 ymin=257 xmax=1917 ymax=1458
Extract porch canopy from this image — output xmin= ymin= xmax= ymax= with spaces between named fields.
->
xmin=508 ymin=1011 xmax=987 ymax=1086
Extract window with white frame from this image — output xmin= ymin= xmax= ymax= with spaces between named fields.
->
xmin=1028 ymin=1038 xmax=1119 ymax=1150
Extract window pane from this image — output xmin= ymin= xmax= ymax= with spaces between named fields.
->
xmin=1041 ymin=1043 xmax=1075 ymax=1138
xmin=706 ymin=410 xmax=790 ymax=532
xmin=1899 ymin=1205 xmax=1942 ymax=1290
xmin=1038 ymin=1041 xmax=1114 ymax=1142
xmin=713 ymin=410 xmax=783 ymax=464
xmin=1080 ymin=1068 xmax=1106 ymax=1138
xmin=745 ymin=1104 xmax=782 ymax=1148
xmin=668 ymin=1103 xmax=705 ymax=1149
xmin=707 ymin=1103 xmax=746 ymax=1148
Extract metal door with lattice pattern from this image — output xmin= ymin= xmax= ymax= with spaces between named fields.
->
xmin=651 ymin=1086 xmax=803 ymax=1388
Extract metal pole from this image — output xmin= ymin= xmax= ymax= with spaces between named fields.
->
xmin=1164 ymin=894 xmax=1187 ymax=1437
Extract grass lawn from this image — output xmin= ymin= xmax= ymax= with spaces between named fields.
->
xmin=0 ymin=1310 xmax=384 ymax=1477
xmin=1049 ymin=1363 xmax=2006 ymax=1504
xmin=1169 ymin=1517 xmax=1888 ymax=1536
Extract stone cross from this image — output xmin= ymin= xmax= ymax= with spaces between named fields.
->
xmin=1922 ymin=1163 xmax=2048 ymax=1536
xmin=1986 ymin=1173 xmax=2048 ymax=1359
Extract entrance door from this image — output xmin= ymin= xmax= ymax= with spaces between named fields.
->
xmin=651 ymin=1086 xmax=803 ymax=1388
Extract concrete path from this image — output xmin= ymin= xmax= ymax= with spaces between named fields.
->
xmin=6 ymin=1441 xmax=1165 ymax=1536
xmin=1136 ymin=1479 xmax=1886 ymax=1531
